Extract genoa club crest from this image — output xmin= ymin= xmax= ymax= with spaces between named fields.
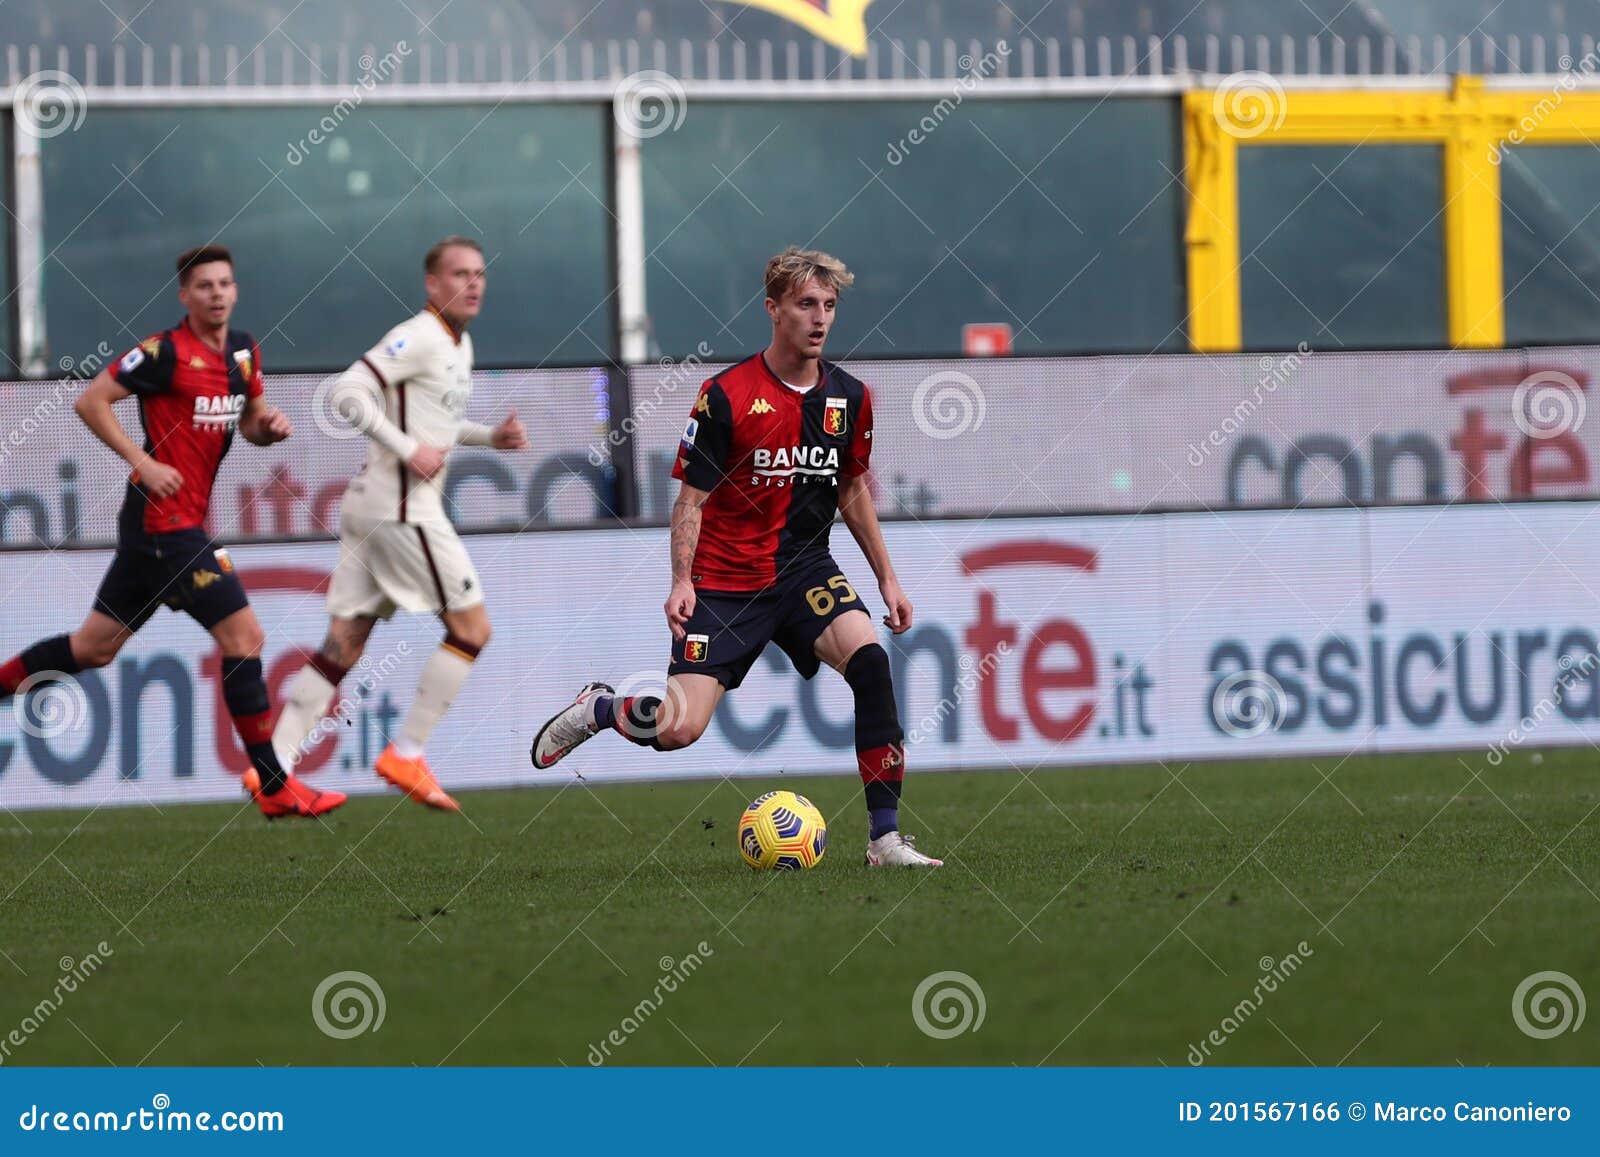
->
xmin=824 ymin=396 xmax=848 ymax=436
xmin=717 ymin=1 xmax=873 ymax=56
xmin=684 ymin=634 xmax=710 ymax=662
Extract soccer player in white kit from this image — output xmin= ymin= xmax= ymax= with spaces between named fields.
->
xmin=268 ymin=237 xmax=526 ymax=811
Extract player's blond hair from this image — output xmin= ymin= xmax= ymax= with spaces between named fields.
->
xmin=764 ymin=246 xmax=854 ymax=303
xmin=424 ymin=235 xmax=483 ymax=274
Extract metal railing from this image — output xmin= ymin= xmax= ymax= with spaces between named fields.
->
xmin=11 ymin=31 xmax=1600 ymax=89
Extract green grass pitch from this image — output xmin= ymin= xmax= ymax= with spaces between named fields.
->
xmin=1 ymin=749 xmax=1596 ymax=1066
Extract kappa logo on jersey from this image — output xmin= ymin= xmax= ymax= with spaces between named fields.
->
xmin=824 ymin=396 xmax=848 ymax=436
xmin=232 ymin=348 xmax=254 ymax=381
xmin=189 ymin=355 xmax=208 ymax=369
xmin=192 ymin=393 xmax=246 ymax=430
xmin=684 ymin=634 xmax=709 ymax=662
xmin=191 ymin=569 xmax=222 ymax=591
xmin=748 ymin=398 xmax=776 ymax=415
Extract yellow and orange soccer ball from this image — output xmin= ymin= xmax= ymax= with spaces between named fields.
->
xmin=738 ymin=791 xmax=827 ymax=871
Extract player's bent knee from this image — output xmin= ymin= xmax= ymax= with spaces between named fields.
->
xmin=71 ymin=634 xmax=121 ymax=669
xmin=656 ymin=715 xmax=708 ymax=751
xmin=453 ymin=620 xmax=491 ymax=650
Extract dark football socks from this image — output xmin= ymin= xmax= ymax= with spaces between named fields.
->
xmin=221 ymin=656 xmax=288 ymax=795
xmin=600 ymin=694 xmax=665 ymax=750
xmin=844 ymin=644 xmax=906 ymax=839
xmin=0 ymin=634 xmax=83 ymax=699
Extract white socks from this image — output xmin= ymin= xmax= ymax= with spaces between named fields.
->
xmin=396 ymin=641 xmax=477 ymax=759
xmin=272 ymin=662 xmax=339 ymax=771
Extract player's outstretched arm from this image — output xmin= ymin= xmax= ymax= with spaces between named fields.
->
xmin=239 ymin=395 xmax=292 ymax=446
xmin=73 ymin=369 xmax=183 ymax=498
xmin=665 ymin=483 xmax=711 ymax=639
xmin=838 ymin=473 xmax=912 ymax=633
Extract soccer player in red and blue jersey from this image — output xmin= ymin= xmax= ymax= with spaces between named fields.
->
xmin=0 ymin=245 xmax=345 ymax=819
xmin=533 ymin=247 xmax=941 ymax=867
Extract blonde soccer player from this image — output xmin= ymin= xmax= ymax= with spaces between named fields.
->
xmin=268 ymin=237 xmax=526 ymax=811
xmin=532 ymin=247 xmax=941 ymax=867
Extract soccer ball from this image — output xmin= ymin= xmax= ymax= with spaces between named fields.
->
xmin=738 ymin=791 xmax=827 ymax=871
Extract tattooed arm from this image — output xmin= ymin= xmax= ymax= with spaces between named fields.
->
xmin=665 ymin=483 xmax=711 ymax=639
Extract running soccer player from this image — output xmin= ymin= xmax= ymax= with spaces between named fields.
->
xmin=0 ymin=245 xmax=344 ymax=819
xmin=533 ymin=246 xmax=941 ymax=867
xmin=269 ymin=236 xmax=526 ymax=812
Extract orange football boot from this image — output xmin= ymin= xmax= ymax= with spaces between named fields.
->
xmin=374 ymin=744 xmax=460 ymax=812
xmin=243 ymin=769 xmax=348 ymax=819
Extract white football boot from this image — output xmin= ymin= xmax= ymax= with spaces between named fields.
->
xmin=530 ymin=682 xmax=614 ymax=769
xmin=865 ymin=831 xmax=944 ymax=868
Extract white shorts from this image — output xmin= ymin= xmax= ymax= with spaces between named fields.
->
xmin=326 ymin=514 xmax=484 ymax=620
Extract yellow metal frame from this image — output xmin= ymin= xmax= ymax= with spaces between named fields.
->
xmin=1184 ymin=75 xmax=1600 ymax=351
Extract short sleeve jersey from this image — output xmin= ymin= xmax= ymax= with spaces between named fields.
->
xmin=672 ymin=354 xmax=873 ymax=592
xmin=109 ymin=318 xmax=263 ymax=540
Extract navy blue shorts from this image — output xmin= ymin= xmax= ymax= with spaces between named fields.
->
xmin=93 ymin=528 xmax=250 ymax=632
xmin=668 ymin=554 xmax=871 ymax=690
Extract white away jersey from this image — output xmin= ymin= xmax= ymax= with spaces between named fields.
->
xmin=339 ymin=307 xmax=476 ymax=524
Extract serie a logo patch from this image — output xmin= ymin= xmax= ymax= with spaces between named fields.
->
xmin=684 ymin=634 xmax=709 ymax=662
